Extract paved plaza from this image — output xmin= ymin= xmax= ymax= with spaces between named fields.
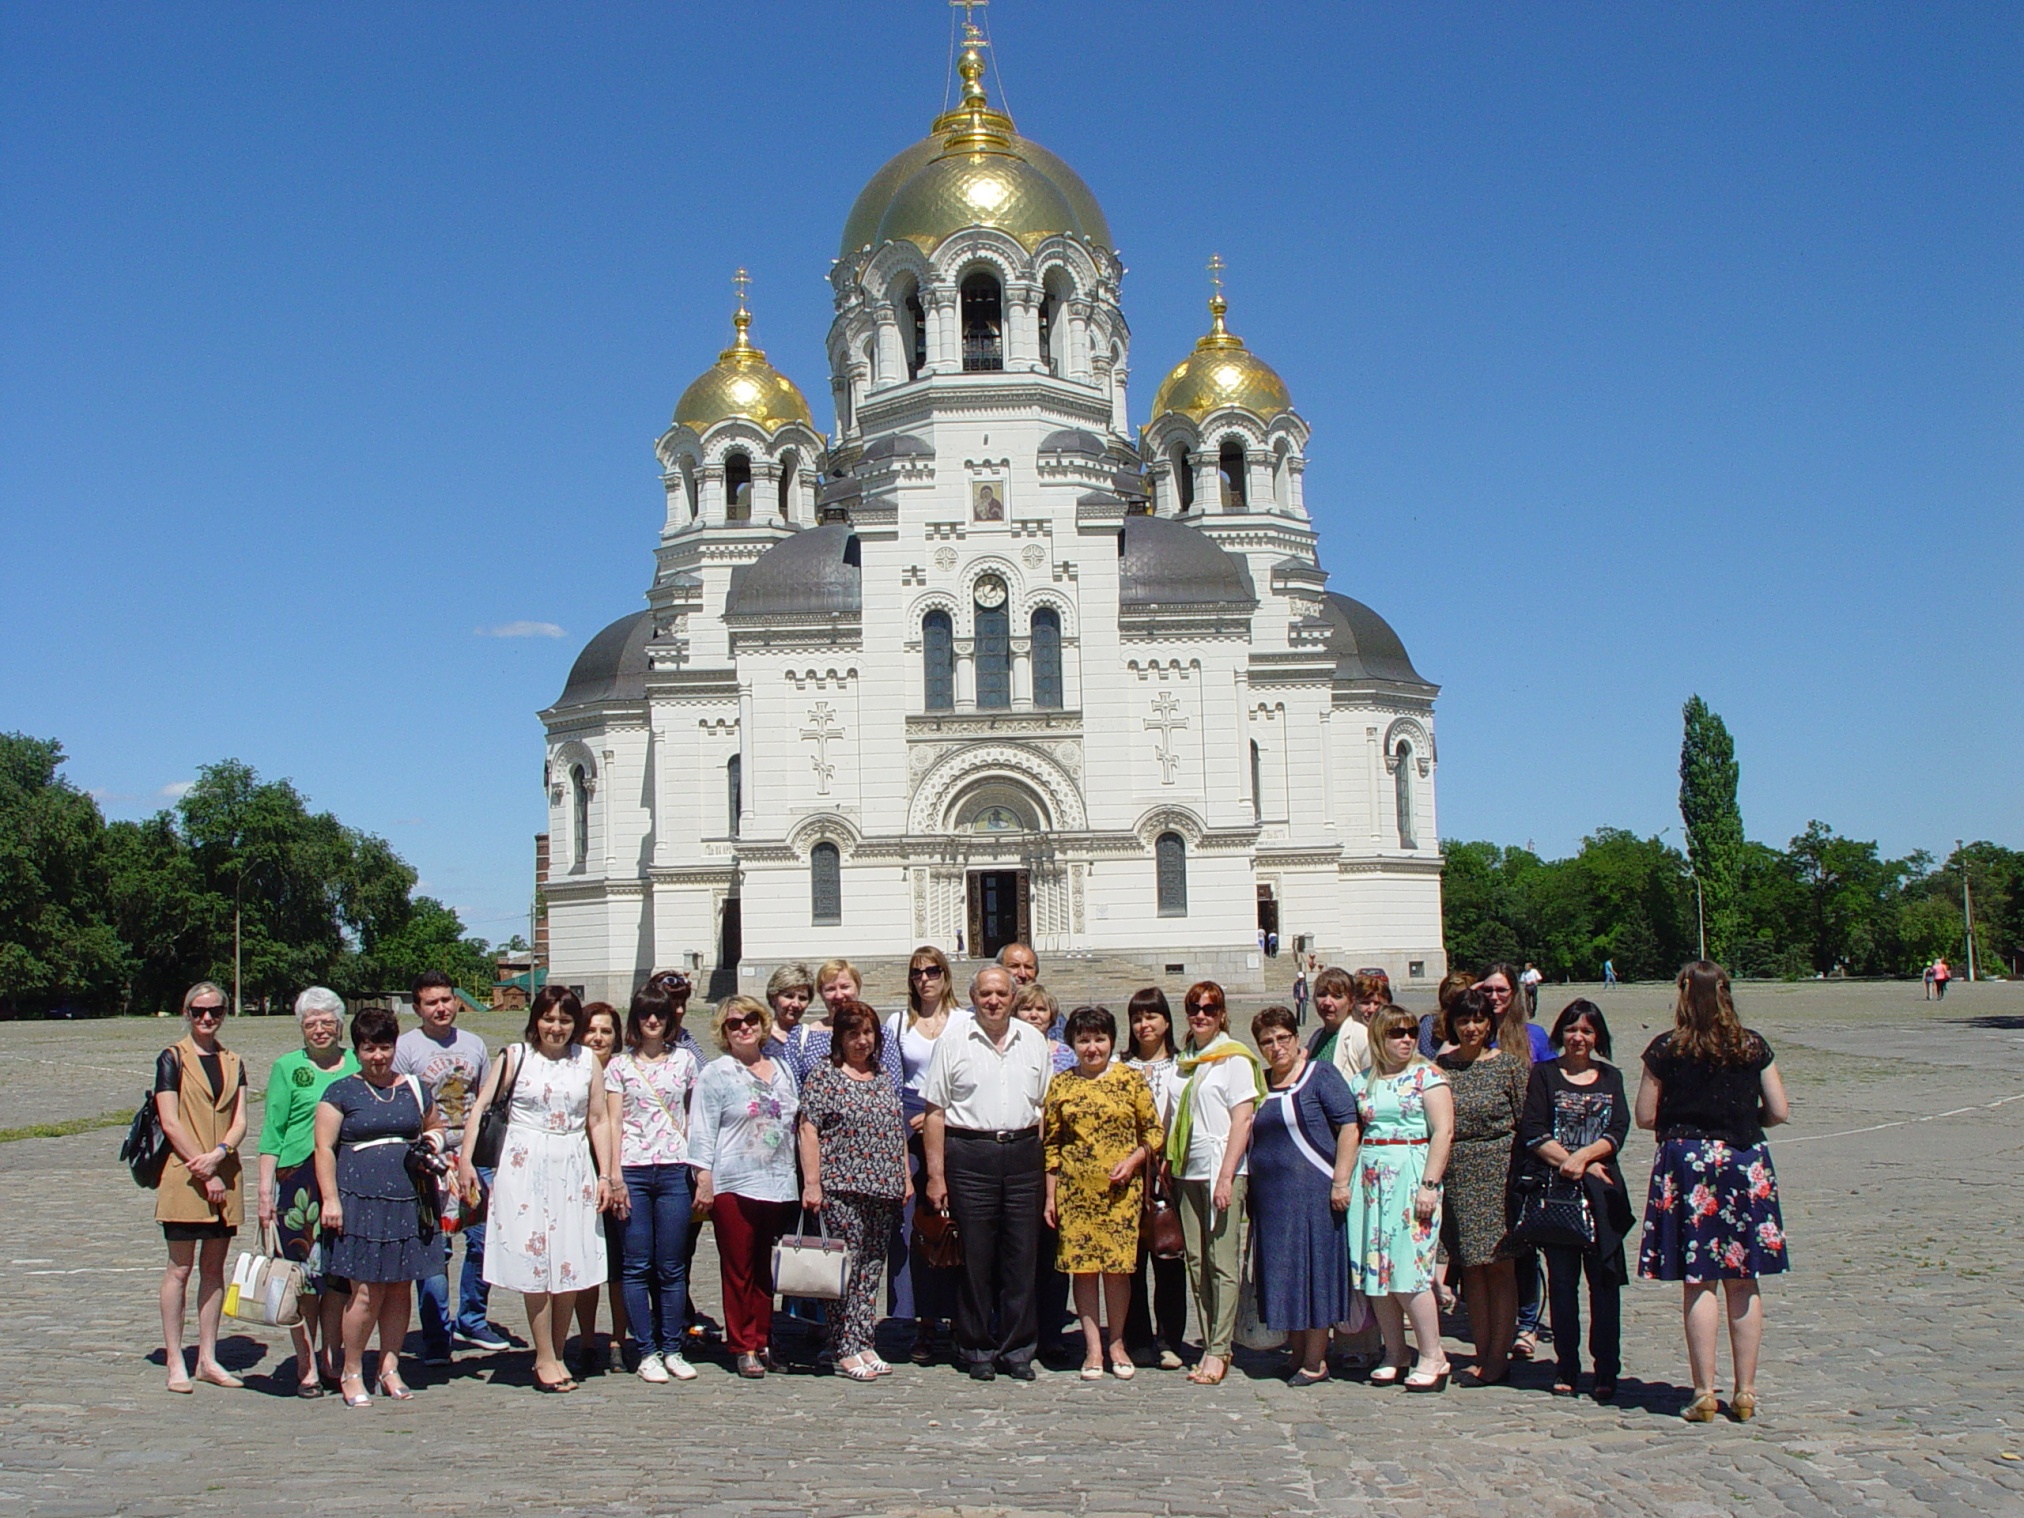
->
xmin=2 ymin=980 xmax=2021 ymax=1517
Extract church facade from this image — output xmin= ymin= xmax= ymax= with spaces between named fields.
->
xmin=539 ymin=38 xmax=1445 ymax=1003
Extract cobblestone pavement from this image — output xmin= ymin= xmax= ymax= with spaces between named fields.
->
xmin=2 ymin=982 xmax=2021 ymax=1516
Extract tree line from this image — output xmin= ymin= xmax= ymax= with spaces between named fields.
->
xmin=0 ymin=734 xmax=496 ymax=1017
xmin=1442 ymin=698 xmax=2019 ymax=983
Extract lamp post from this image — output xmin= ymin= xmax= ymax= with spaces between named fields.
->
xmin=1958 ymin=839 xmax=1978 ymax=983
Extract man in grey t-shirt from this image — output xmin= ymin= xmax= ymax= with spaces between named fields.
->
xmin=394 ymin=972 xmax=513 ymax=1360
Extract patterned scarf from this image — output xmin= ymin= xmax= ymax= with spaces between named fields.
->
xmin=1165 ymin=1033 xmax=1267 ymax=1170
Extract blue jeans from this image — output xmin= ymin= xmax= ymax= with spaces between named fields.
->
xmin=620 ymin=1164 xmax=693 ymax=1358
xmin=419 ymin=1163 xmax=493 ymax=1351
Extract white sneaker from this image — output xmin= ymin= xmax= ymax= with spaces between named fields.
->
xmin=660 ymin=1351 xmax=698 ymax=1381
xmin=636 ymin=1352 xmax=670 ymax=1384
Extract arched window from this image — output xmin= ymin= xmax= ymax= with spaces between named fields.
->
xmin=1169 ymin=442 xmax=1194 ymax=512
xmin=1030 ymin=607 xmax=1062 ymax=708
xmin=974 ymin=584 xmax=1011 ymax=709
xmin=960 ymin=271 xmax=1003 ymax=371
xmin=1272 ymin=445 xmax=1292 ymax=511
xmin=1038 ymin=272 xmax=1070 ymax=376
xmin=922 ymin=610 xmax=954 ymax=711
xmin=902 ymin=284 xmax=927 ymax=379
xmin=724 ymin=452 xmax=752 ymax=522
xmin=681 ymin=457 xmax=699 ymax=519
xmin=777 ymin=453 xmax=796 ymax=521
xmin=726 ymin=754 xmax=742 ymax=838
xmin=570 ymin=764 xmax=590 ymax=870
xmin=1250 ymin=740 xmax=1263 ymax=821
xmin=810 ymin=842 xmax=842 ymax=926
xmin=1155 ymin=831 xmax=1188 ymax=917
xmin=1394 ymin=740 xmax=1417 ymax=849
xmin=1218 ymin=439 xmax=1248 ymax=511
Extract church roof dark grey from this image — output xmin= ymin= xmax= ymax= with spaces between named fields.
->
xmin=553 ymin=609 xmax=653 ymax=709
xmin=1118 ymin=515 xmax=1256 ymax=608
xmin=860 ymin=433 xmax=934 ymax=461
xmin=1039 ymin=427 xmax=1106 ymax=457
xmin=724 ymin=524 xmax=862 ymax=618
xmin=1320 ymin=591 xmax=1430 ymax=687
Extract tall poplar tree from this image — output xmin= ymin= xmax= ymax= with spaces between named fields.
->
xmin=1679 ymin=695 xmax=1745 ymax=964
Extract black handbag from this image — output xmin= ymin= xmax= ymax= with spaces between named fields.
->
xmin=466 ymin=1045 xmax=522 ymax=1170
xmin=119 ymin=1051 xmax=177 ymax=1188
xmin=1510 ymin=1167 xmax=1596 ymax=1250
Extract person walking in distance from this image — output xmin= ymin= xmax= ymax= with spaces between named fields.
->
xmin=394 ymin=971 xmax=513 ymax=1362
xmin=1932 ymin=958 xmax=1952 ymax=1001
xmin=923 ymin=966 xmax=1053 ymax=1380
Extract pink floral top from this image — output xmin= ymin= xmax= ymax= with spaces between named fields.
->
xmin=603 ymin=1047 xmax=700 ymax=1167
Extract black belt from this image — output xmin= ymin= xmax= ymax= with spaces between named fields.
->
xmin=946 ymin=1125 xmax=1039 ymax=1143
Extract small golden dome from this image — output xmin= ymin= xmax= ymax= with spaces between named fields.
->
xmin=672 ymin=301 xmax=814 ymax=435
xmin=839 ymin=38 xmax=1112 ymax=257
xmin=1149 ymin=292 xmax=1293 ymax=421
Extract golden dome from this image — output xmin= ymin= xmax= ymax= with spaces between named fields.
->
xmin=672 ymin=303 xmax=813 ymax=435
xmin=1149 ymin=293 xmax=1293 ymax=421
xmin=839 ymin=39 xmax=1112 ymax=257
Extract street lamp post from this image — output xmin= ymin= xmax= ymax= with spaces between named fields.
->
xmin=1958 ymin=839 xmax=1978 ymax=984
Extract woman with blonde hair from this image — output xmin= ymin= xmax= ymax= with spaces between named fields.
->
xmin=779 ymin=958 xmax=904 ymax=1092
xmin=154 ymin=981 xmax=249 ymax=1393
xmin=1345 ymin=1005 xmax=1455 ymax=1391
xmin=1636 ymin=961 xmax=1790 ymax=1422
xmin=690 ymin=994 xmax=800 ymax=1377
xmin=887 ymin=944 xmax=965 ymax=1362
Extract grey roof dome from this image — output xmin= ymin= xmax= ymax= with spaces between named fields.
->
xmin=861 ymin=432 xmax=934 ymax=461
xmin=1039 ymin=427 xmax=1106 ymax=457
xmin=1118 ymin=516 xmax=1256 ymax=608
xmin=553 ymin=610 xmax=653 ymax=709
xmin=724 ymin=524 xmax=862 ymax=618
xmin=1321 ymin=592 xmax=1431 ymax=686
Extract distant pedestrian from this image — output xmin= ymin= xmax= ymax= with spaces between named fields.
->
xmin=1922 ymin=962 xmax=1936 ymax=1000
xmin=1932 ymin=958 xmax=1952 ymax=1001
xmin=1635 ymin=961 xmax=1790 ymax=1424
xmin=1603 ymin=960 xmax=1618 ymax=988
xmin=1520 ymin=962 xmax=1544 ymax=1015
xmin=1291 ymin=967 xmax=1309 ymax=1026
xmin=154 ymin=981 xmax=249 ymax=1394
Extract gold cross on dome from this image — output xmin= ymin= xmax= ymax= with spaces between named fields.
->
xmin=732 ymin=267 xmax=751 ymax=307
xmin=950 ymin=0 xmax=988 ymax=43
xmin=1207 ymin=253 xmax=1226 ymax=297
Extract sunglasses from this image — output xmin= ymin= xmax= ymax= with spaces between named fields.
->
xmin=189 ymin=1006 xmax=226 ymax=1021
xmin=723 ymin=1013 xmax=762 ymax=1033
xmin=909 ymin=967 xmax=944 ymax=979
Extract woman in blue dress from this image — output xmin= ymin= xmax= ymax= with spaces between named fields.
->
xmin=1246 ymin=1005 xmax=1360 ymax=1384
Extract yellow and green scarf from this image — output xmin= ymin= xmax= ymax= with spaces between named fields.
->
xmin=1165 ymin=1033 xmax=1268 ymax=1171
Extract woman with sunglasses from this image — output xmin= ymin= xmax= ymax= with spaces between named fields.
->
xmin=887 ymin=945 xmax=966 ymax=1363
xmin=690 ymin=995 xmax=800 ymax=1377
xmin=603 ymin=983 xmax=702 ymax=1383
xmin=153 ymin=981 xmax=250 ymax=1393
xmin=1121 ymin=987 xmax=1187 ymax=1370
xmin=1168 ymin=981 xmax=1264 ymax=1385
xmin=1345 ymin=1006 xmax=1455 ymax=1392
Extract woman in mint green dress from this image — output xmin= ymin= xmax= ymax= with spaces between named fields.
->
xmin=256 ymin=987 xmax=358 ymax=1396
xmin=1344 ymin=1006 xmax=1455 ymax=1392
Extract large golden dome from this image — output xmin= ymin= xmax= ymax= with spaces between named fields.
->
xmin=1149 ymin=294 xmax=1293 ymax=421
xmin=838 ymin=41 xmax=1112 ymax=257
xmin=672 ymin=305 xmax=813 ymax=435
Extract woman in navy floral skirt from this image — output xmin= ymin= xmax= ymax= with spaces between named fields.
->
xmin=1635 ymin=961 xmax=1790 ymax=1424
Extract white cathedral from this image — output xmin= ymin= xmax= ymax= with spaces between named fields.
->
xmin=539 ymin=34 xmax=1446 ymax=1004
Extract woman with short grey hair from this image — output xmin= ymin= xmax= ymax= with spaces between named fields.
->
xmin=765 ymin=963 xmax=817 ymax=1067
xmin=258 ymin=987 xmax=358 ymax=1395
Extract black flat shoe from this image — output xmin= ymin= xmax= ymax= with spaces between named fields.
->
xmin=999 ymin=1361 xmax=1036 ymax=1381
xmin=1591 ymin=1380 xmax=1617 ymax=1403
xmin=968 ymin=1362 xmax=997 ymax=1382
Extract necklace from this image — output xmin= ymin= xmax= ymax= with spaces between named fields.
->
xmin=363 ymin=1078 xmax=400 ymax=1103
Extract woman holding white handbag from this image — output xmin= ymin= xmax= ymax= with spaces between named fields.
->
xmin=796 ymin=1001 xmax=911 ymax=1381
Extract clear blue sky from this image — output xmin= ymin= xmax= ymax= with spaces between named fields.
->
xmin=3 ymin=2 xmax=2018 ymax=943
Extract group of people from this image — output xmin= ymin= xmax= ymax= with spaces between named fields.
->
xmin=149 ymin=947 xmax=1789 ymax=1422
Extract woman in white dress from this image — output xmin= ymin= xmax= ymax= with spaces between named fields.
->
xmin=458 ymin=986 xmax=622 ymax=1393
xmin=885 ymin=944 xmax=968 ymax=1363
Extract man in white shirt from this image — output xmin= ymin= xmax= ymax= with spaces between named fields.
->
xmin=923 ymin=966 xmax=1052 ymax=1380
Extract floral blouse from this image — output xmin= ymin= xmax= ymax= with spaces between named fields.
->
xmin=603 ymin=1047 xmax=700 ymax=1167
xmin=688 ymin=1055 xmax=800 ymax=1203
xmin=798 ymin=1063 xmax=908 ymax=1200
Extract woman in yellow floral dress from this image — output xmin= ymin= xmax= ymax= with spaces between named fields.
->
xmin=1043 ymin=1006 xmax=1164 ymax=1380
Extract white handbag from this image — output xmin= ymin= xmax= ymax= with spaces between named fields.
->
xmin=223 ymin=1224 xmax=308 ymax=1327
xmin=1234 ymin=1237 xmax=1286 ymax=1352
xmin=771 ymin=1208 xmax=853 ymax=1302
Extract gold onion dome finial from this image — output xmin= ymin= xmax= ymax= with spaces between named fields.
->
xmin=671 ymin=269 xmax=813 ymax=435
xmin=1149 ymin=254 xmax=1294 ymax=421
xmin=837 ymin=7 xmax=1112 ymax=256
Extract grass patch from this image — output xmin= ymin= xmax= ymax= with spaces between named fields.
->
xmin=0 ymin=1109 xmax=133 ymax=1143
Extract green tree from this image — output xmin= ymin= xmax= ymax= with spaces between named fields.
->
xmin=1679 ymin=695 xmax=1745 ymax=964
xmin=0 ymin=735 xmax=130 ymax=1014
xmin=1783 ymin=821 xmax=1919 ymax=976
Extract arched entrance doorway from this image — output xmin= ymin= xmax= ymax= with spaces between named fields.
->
xmin=952 ymin=780 xmax=1044 ymax=958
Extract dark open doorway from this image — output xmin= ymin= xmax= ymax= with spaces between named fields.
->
xmin=967 ymin=870 xmax=1029 ymax=959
